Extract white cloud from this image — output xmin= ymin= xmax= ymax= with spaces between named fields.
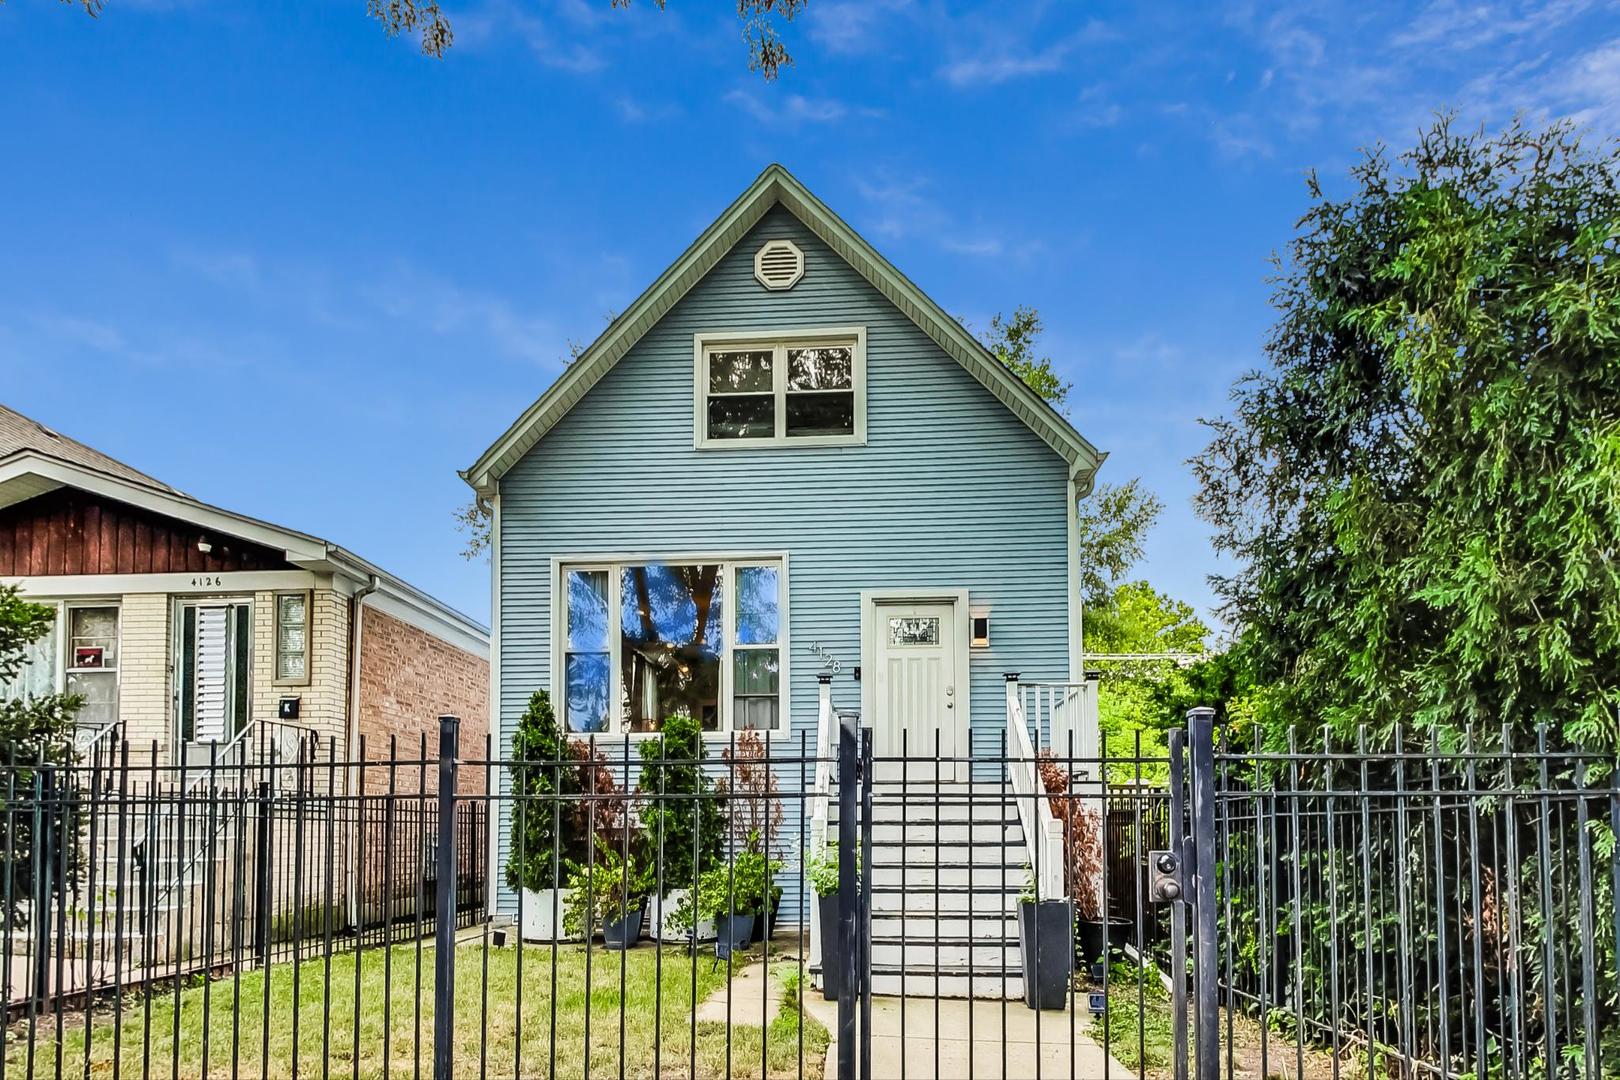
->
xmin=939 ymin=20 xmax=1114 ymax=88
xmin=723 ymin=87 xmax=879 ymax=127
xmin=806 ymin=0 xmax=913 ymax=55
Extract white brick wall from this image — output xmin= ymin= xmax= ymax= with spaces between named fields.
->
xmin=117 ymin=594 xmax=170 ymax=755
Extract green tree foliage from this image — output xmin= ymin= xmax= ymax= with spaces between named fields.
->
xmin=0 ymin=586 xmax=84 ymax=928
xmin=1194 ymin=117 xmax=1620 ymax=750
xmin=984 ymin=306 xmax=1072 ymax=411
xmin=505 ymin=690 xmax=579 ymax=893
xmin=635 ymin=713 xmax=724 ymax=894
xmin=1082 ymin=582 xmax=1211 ymax=780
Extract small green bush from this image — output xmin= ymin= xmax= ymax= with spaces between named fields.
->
xmin=505 ymin=690 xmax=579 ymax=893
xmin=562 ymin=847 xmax=654 ymax=937
xmin=636 ymin=714 xmax=725 ymax=894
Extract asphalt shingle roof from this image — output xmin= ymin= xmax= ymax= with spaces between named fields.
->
xmin=0 ymin=402 xmax=180 ymax=495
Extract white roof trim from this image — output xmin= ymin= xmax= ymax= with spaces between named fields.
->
xmin=0 ymin=451 xmax=488 ymax=649
xmin=462 ymin=163 xmax=1105 ymax=495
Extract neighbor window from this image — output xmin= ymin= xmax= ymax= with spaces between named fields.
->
xmin=558 ymin=559 xmax=786 ymax=734
xmin=65 ymin=605 xmax=121 ymax=732
xmin=275 ymin=592 xmax=310 ymax=684
xmin=696 ymin=330 xmax=865 ymax=447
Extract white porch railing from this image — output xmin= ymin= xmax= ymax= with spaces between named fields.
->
xmin=1004 ymin=675 xmax=1067 ymax=902
xmin=808 ymin=674 xmax=837 ymax=854
xmin=1017 ymin=679 xmax=1100 ymax=777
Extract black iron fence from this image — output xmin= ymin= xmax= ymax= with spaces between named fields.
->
xmin=1208 ymin=726 xmax=1620 ymax=1079
xmin=0 ymin=709 xmax=1615 ymax=1079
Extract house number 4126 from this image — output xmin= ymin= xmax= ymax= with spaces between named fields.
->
xmin=809 ymin=642 xmax=842 ymax=674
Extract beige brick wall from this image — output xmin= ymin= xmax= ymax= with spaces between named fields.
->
xmin=356 ymin=606 xmax=489 ymax=793
xmin=117 ymin=593 xmax=170 ymax=754
xmin=250 ymin=587 xmax=349 ymax=752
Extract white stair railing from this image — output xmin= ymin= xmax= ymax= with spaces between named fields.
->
xmin=1004 ymin=674 xmax=1066 ymax=902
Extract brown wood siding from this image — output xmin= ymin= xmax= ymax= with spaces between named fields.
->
xmin=0 ymin=488 xmax=294 ymax=576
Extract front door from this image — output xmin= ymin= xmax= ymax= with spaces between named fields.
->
xmin=175 ymin=600 xmax=253 ymax=769
xmin=871 ymin=599 xmax=962 ymax=781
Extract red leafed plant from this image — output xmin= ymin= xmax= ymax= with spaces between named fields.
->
xmin=569 ymin=738 xmax=631 ymax=856
xmin=715 ymin=731 xmax=784 ymax=849
xmin=1036 ymin=750 xmax=1105 ymax=920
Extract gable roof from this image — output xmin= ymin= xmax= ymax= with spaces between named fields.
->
xmin=461 ymin=164 xmax=1106 ymax=496
xmin=0 ymin=403 xmax=488 ymax=655
xmin=0 ymin=403 xmax=182 ymax=496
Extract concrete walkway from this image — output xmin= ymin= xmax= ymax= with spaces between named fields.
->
xmin=802 ymin=991 xmax=1131 ymax=1079
xmin=691 ymin=954 xmax=788 ymax=1026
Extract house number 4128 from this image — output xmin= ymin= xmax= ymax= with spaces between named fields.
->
xmin=809 ymin=642 xmax=842 ymax=674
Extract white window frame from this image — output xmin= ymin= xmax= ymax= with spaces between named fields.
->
xmin=551 ymin=553 xmax=790 ymax=737
xmin=693 ymin=327 xmax=867 ymax=449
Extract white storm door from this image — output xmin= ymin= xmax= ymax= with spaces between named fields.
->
xmin=872 ymin=601 xmax=960 ymax=769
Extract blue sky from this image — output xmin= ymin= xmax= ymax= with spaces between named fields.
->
xmin=3 ymin=0 xmax=1617 ymax=628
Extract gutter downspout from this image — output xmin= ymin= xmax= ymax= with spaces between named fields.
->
xmin=345 ymin=573 xmax=381 ymax=930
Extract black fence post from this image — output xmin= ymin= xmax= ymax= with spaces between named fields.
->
xmin=1187 ymin=706 xmax=1219 ymax=1080
xmin=1168 ymin=728 xmax=1189 ymax=1080
xmin=433 ymin=715 xmax=460 ymax=1080
xmin=30 ymin=760 xmax=52 ymax=1010
xmin=836 ymin=710 xmax=859 ymax=1080
xmin=254 ymin=781 xmax=273 ymax=964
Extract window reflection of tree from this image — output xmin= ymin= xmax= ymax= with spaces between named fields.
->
xmin=621 ymin=564 xmax=724 ymax=732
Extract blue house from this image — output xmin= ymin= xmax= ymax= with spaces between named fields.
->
xmin=463 ymin=165 xmax=1104 ymax=994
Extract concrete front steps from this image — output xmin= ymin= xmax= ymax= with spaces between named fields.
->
xmin=830 ymin=783 xmax=1032 ymax=1000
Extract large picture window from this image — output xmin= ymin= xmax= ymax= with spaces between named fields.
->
xmin=558 ymin=559 xmax=786 ymax=734
xmin=695 ymin=329 xmax=865 ymax=447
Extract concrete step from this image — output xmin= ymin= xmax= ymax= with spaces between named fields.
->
xmin=870 ymin=939 xmax=1021 ymax=970
xmin=872 ymin=912 xmax=1018 ymax=939
xmin=834 ymin=798 xmax=1020 ymax=826
xmin=869 ymin=969 xmax=1025 ymax=1000
xmin=867 ymin=822 xmax=1023 ymax=847
xmin=870 ymin=888 xmax=1020 ymax=916
xmin=870 ymin=865 xmax=1028 ymax=891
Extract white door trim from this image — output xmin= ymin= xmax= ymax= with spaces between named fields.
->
xmin=859 ymin=588 xmax=971 ymax=782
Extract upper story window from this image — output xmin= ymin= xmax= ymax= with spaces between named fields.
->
xmin=694 ymin=328 xmax=866 ymax=448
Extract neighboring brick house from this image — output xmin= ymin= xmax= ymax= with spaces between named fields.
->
xmin=0 ymin=402 xmax=489 ymax=776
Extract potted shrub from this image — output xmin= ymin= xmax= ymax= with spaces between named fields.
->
xmin=695 ymin=832 xmax=782 ymax=961
xmin=716 ymin=731 xmax=784 ymax=941
xmin=1017 ymin=869 xmax=1074 ymax=1010
xmin=505 ymin=690 xmax=582 ymax=942
xmin=806 ymin=841 xmax=859 ymax=1000
xmin=637 ymin=715 xmax=726 ymax=942
xmin=562 ymin=847 xmax=654 ymax=950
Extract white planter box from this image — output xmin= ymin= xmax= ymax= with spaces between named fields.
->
xmin=649 ymin=888 xmax=716 ymax=942
xmin=519 ymin=888 xmax=581 ymax=943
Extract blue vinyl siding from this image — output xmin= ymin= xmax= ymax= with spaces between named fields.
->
xmin=492 ymin=203 xmax=1071 ymax=915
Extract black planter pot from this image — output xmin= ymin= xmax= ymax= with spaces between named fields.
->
xmin=816 ymin=893 xmax=845 ymax=1000
xmin=601 ymin=904 xmax=645 ymax=951
xmin=714 ymin=913 xmax=756 ymax=961
xmin=1075 ymin=916 xmax=1134 ymax=968
xmin=750 ymin=890 xmax=785 ymax=943
xmin=1019 ymin=900 xmax=1074 ymax=1011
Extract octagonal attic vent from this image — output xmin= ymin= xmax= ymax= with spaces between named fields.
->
xmin=754 ymin=239 xmax=804 ymax=290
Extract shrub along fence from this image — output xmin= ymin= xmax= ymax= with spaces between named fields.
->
xmin=1201 ymin=724 xmax=1619 ymax=1079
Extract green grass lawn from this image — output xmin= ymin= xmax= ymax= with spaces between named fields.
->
xmin=5 ymin=939 xmax=829 ymax=1079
